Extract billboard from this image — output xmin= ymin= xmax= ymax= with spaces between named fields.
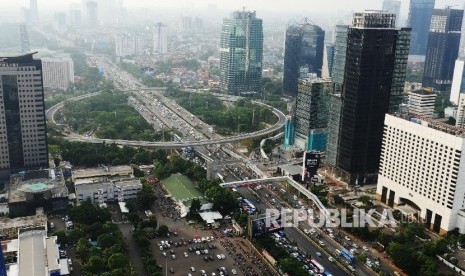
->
xmin=248 ymin=214 xmax=282 ymax=238
xmin=302 ymin=151 xmax=321 ymax=182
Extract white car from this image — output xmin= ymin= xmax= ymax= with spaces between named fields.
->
xmin=191 ymin=267 xmax=195 ymax=272
xmin=231 ymin=269 xmax=237 ymax=275
xmin=344 ymin=236 xmax=351 ymax=241
xmin=184 ymin=252 xmax=188 ymax=258
xmin=304 ymin=229 xmax=310 ymax=234
xmin=363 ymin=246 xmax=369 ymax=252
xmin=196 ymin=251 xmax=201 ymax=255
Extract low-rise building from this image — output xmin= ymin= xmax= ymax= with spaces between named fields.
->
xmin=75 ymin=178 xmax=142 ymax=204
xmin=408 ymin=88 xmax=437 ymax=118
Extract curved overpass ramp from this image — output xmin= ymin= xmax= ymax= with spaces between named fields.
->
xmin=45 ymin=91 xmax=286 ymax=149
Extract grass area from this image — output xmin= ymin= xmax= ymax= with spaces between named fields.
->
xmin=161 ymin=173 xmax=205 ymax=204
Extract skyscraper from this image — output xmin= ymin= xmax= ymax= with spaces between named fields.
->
xmin=153 ymin=23 xmax=168 ymax=57
xmin=407 ymin=0 xmax=435 ymax=56
xmin=283 ymin=18 xmax=325 ymax=96
xmin=450 ymin=59 xmax=465 ymax=105
xmin=219 ymin=10 xmax=263 ymax=95
xmin=382 ymin=0 xmax=401 ymax=26
xmin=423 ymin=8 xmax=464 ymax=91
xmin=29 ymin=0 xmax=38 ymax=22
xmin=324 ymin=44 xmax=335 ymax=79
xmin=0 ymin=53 xmax=49 ymax=174
xmin=331 ymin=25 xmax=349 ymax=92
xmin=330 ymin=11 xmax=411 ymax=184
xmin=85 ymin=0 xmax=98 ymax=26
xmin=293 ymin=77 xmax=332 ymax=151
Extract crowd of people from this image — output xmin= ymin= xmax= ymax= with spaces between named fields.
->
xmin=220 ymin=238 xmax=273 ymax=276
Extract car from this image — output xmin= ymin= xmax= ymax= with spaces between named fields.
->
xmin=191 ymin=267 xmax=195 ymax=272
xmin=196 ymin=251 xmax=201 ymax=255
xmin=217 ymin=254 xmax=222 ymax=259
xmin=204 ymin=249 xmax=209 ymax=254
xmin=169 ymin=267 xmax=174 ymax=273
xmin=318 ymin=241 xmax=325 ymax=247
xmin=348 ymin=265 xmax=356 ymax=272
xmin=162 ymin=252 xmax=167 ymax=257
xmin=304 ymin=229 xmax=310 ymax=234
xmin=220 ymin=254 xmax=225 ymax=259
xmin=184 ymin=252 xmax=188 ymax=258
xmin=204 ymin=256 xmax=209 ymax=261
xmin=201 ymin=270 xmax=206 ymax=274
xmin=171 ymin=255 xmax=176 ymax=260
xmin=328 ymin=257 xmax=335 ymax=262
xmin=316 ymin=252 xmax=322 ymax=257
xmin=344 ymin=236 xmax=351 ymax=241
xmin=363 ymin=246 xmax=369 ymax=252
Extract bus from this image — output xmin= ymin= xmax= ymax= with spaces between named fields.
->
xmin=242 ymin=198 xmax=256 ymax=215
xmin=310 ymin=259 xmax=324 ymax=273
xmin=341 ymin=248 xmax=355 ymax=264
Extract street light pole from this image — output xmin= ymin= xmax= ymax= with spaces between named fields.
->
xmin=165 ymin=256 xmax=167 ymax=276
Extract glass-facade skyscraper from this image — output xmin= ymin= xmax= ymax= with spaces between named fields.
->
xmin=407 ymin=0 xmax=435 ymax=56
xmin=330 ymin=12 xmax=411 ymax=185
xmin=283 ymin=19 xmax=325 ymax=96
xmin=0 ymin=53 xmax=49 ymax=174
xmin=331 ymin=25 xmax=349 ymax=92
xmin=423 ymin=8 xmax=464 ymax=91
xmin=219 ymin=10 xmax=263 ymax=95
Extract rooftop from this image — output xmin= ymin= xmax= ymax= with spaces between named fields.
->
xmin=8 ymin=176 xmax=68 ymax=204
xmin=0 ymin=213 xmax=47 ymax=239
xmin=18 ymin=230 xmax=47 ymax=276
xmin=408 ymin=88 xmax=436 ymax=96
xmin=73 ymin=165 xmax=133 ymax=179
xmin=391 ymin=113 xmax=465 ymax=138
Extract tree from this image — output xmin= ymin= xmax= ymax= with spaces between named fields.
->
xmin=277 ymin=258 xmax=307 ymax=275
xmin=137 ymin=183 xmax=156 ymax=210
xmin=84 ymin=255 xmax=105 ymax=274
xmin=108 ymin=253 xmax=129 ymax=270
xmin=158 ymin=224 xmax=169 ymax=237
xmin=98 ymin=233 xmax=115 ymax=249
xmin=189 ymin=198 xmax=201 ymax=215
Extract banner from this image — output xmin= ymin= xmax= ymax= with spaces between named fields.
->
xmin=302 ymin=151 xmax=320 ymax=182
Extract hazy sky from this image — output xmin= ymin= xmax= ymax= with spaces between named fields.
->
xmin=6 ymin=0 xmax=465 ymax=13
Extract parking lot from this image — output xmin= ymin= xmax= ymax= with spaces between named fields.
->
xmin=151 ymin=232 xmax=240 ymax=276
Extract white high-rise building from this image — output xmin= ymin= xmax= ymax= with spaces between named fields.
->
xmin=451 ymin=59 xmax=465 ymax=105
xmin=457 ymin=93 xmax=465 ymax=127
xmin=377 ymin=114 xmax=465 ymax=235
xmin=42 ymin=57 xmax=74 ymax=90
xmin=0 ymin=53 xmax=48 ymax=173
xmin=115 ymin=33 xmax=143 ymax=57
xmin=153 ymin=23 xmax=167 ymax=56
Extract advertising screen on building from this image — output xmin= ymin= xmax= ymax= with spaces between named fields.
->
xmin=302 ymin=151 xmax=321 ymax=182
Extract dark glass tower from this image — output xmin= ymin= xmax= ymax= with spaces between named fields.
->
xmin=335 ymin=12 xmax=411 ymax=184
xmin=219 ymin=10 xmax=263 ymax=95
xmin=407 ymin=0 xmax=435 ymax=56
xmin=0 ymin=53 xmax=49 ymax=173
xmin=423 ymin=8 xmax=464 ymax=91
xmin=283 ymin=18 xmax=325 ymax=96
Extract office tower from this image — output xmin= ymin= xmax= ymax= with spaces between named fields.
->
xmin=115 ymin=33 xmax=143 ymax=57
xmin=29 ymin=0 xmax=38 ymax=22
xmin=451 ymin=60 xmax=465 ymax=105
xmin=423 ymin=8 xmax=464 ymax=91
xmin=283 ymin=18 xmax=325 ymax=96
xmin=42 ymin=57 xmax=75 ymax=90
xmin=153 ymin=23 xmax=168 ymax=57
xmin=0 ymin=53 xmax=48 ymax=173
xmin=382 ymin=0 xmax=401 ymax=26
xmin=54 ymin=12 xmax=67 ymax=34
xmin=324 ymin=44 xmax=335 ymax=79
xmin=85 ymin=0 xmax=98 ymax=26
xmin=181 ymin=16 xmax=193 ymax=31
xmin=293 ymin=78 xmax=332 ymax=151
xmin=326 ymin=94 xmax=343 ymax=167
xmin=408 ymin=0 xmax=435 ymax=56
xmin=331 ymin=11 xmax=411 ymax=184
xmin=456 ymin=93 xmax=465 ymax=127
xmin=408 ymin=88 xmax=437 ymax=118
xmin=377 ymin=114 xmax=465 ymax=235
xmin=219 ymin=10 xmax=263 ymax=95
xmin=69 ymin=9 xmax=82 ymax=27
xmin=331 ymin=25 xmax=349 ymax=92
